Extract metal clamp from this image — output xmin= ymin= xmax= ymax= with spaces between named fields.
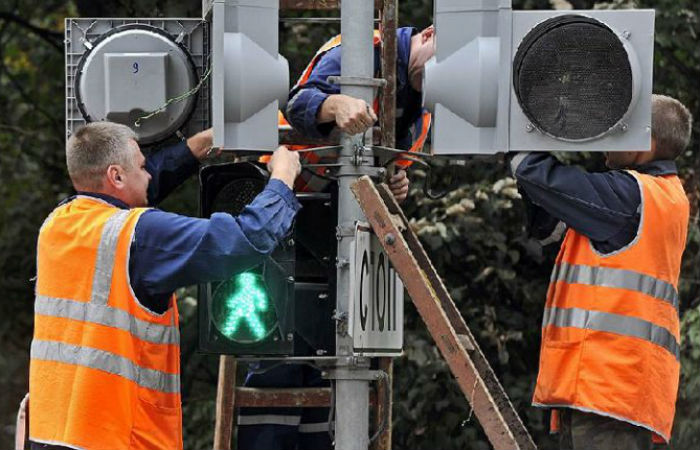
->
xmin=321 ymin=368 xmax=384 ymax=381
xmin=327 ymin=76 xmax=387 ymax=89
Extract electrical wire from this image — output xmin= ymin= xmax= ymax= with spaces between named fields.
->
xmin=134 ymin=63 xmax=212 ymax=128
xmin=381 ymin=154 xmax=451 ymax=199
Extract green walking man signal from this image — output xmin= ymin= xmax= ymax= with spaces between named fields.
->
xmin=213 ymin=271 xmax=277 ymax=343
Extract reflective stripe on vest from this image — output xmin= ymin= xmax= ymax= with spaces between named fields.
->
xmin=34 ymin=295 xmax=179 ymax=345
xmin=91 ymin=209 xmax=130 ymax=304
xmin=31 ymin=339 xmax=180 ymax=393
xmin=543 ymin=306 xmax=680 ymax=361
xmin=550 ymin=262 xmax=679 ymax=310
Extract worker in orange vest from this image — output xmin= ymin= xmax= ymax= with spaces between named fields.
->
xmin=238 ymin=26 xmax=436 ymax=450
xmin=28 ymin=122 xmax=302 ymax=450
xmin=510 ymin=94 xmax=692 ymax=450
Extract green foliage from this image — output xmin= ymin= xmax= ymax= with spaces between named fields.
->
xmin=393 ymin=166 xmax=558 ymax=449
xmin=0 ymin=1 xmax=698 ymax=449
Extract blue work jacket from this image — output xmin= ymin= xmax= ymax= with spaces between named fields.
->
xmin=510 ymin=152 xmax=679 ymax=254
xmin=285 ymin=27 xmax=423 ymax=150
xmin=63 ymin=141 xmax=300 ymax=314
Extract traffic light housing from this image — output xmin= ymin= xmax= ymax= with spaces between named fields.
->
xmin=423 ymin=0 xmax=654 ymax=155
xmin=65 ymin=19 xmax=209 ymax=146
xmin=198 ymin=162 xmax=337 ymax=356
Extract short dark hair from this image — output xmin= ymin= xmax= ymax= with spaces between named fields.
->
xmin=652 ymin=94 xmax=693 ymax=160
xmin=66 ymin=122 xmax=137 ymax=190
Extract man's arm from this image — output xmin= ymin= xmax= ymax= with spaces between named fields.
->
xmin=130 ymin=147 xmax=301 ymax=313
xmin=146 ymin=129 xmax=213 ymax=205
xmin=510 ymin=152 xmax=641 ymax=251
xmin=286 ymin=46 xmax=376 ymax=137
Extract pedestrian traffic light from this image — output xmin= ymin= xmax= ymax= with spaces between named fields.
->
xmin=198 ymin=162 xmax=337 ymax=356
xmin=423 ymin=0 xmax=654 ymax=155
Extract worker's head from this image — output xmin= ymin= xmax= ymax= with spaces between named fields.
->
xmin=66 ymin=121 xmax=151 ymax=207
xmin=605 ymin=94 xmax=693 ymax=169
xmin=409 ymin=25 xmax=435 ymax=92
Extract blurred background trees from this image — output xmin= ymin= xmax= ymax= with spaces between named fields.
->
xmin=1 ymin=0 xmax=697 ymax=448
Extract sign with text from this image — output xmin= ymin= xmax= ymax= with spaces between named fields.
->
xmin=349 ymin=222 xmax=404 ymax=356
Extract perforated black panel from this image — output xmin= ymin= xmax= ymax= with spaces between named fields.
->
xmin=513 ymin=15 xmax=633 ymax=141
xmin=211 ymin=178 xmax=266 ymax=215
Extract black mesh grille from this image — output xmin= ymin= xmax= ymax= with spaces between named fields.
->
xmin=513 ymin=15 xmax=633 ymax=140
xmin=212 ymin=178 xmax=266 ymax=215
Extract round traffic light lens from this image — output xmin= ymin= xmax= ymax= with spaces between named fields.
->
xmin=513 ymin=15 xmax=633 ymax=141
xmin=212 ymin=272 xmax=277 ymax=343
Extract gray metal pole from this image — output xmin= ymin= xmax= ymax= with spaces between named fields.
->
xmin=335 ymin=0 xmax=374 ymax=449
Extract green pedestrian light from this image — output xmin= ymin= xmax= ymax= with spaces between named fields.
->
xmin=212 ymin=271 xmax=277 ymax=343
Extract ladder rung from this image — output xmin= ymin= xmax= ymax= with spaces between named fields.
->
xmin=234 ymin=387 xmax=378 ymax=408
xmin=280 ymin=0 xmax=384 ymax=10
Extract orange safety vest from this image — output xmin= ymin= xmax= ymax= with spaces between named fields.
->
xmin=276 ymin=31 xmax=432 ymax=192
xmin=534 ymin=171 xmax=689 ymax=442
xmin=30 ymin=196 xmax=182 ymax=450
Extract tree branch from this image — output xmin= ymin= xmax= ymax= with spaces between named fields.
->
xmin=0 ymin=12 xmax=63 ymax=52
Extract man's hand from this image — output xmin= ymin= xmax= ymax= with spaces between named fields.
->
xmin=388 ymin=170 xmax=410 ymax=204
xmin=268 ymin=146 xmax=301 ymax=189
xmin=318 ymin=94 xmax=378 ymax=135
xmin=187 ymin=128 xmax=216 ymax=161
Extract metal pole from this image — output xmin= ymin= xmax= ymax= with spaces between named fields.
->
xmin=335 ymin=0 xmax=374 ymax=449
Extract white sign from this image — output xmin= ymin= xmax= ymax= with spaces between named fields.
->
xmin=349 ymin=222 xmax=404 ymax=356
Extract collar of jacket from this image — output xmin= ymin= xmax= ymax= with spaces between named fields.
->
xmin=630 ymin=159 xmax=678 ymax=176
xmin=59 ymin=191 xmax=130 ymax=209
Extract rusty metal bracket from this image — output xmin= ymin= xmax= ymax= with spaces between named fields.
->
xmin=350 ymin=176 xmax=537 ymax=450
xmin=327 ymin=75 xmax=387 ymax=89
xmin=322 ymin=369 xmax=383 ymax=381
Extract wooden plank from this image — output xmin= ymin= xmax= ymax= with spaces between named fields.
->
xmin=213 ymin=356 xmax=237 ymax=450
xmin=373 ymin=3 xmax=397 ymax=448
xmin=235 ymin=387 xmax=332 ymax=407
xmin=351 ymin=177 xmax=537 ymax=450
xmin=372 ymin=357 xmax=394 ymax=450
xmin=281 ymin=0 xmax=384 ymax=10
xmin=233 ymin=387 xmax=378 ymax=406
xmin=378 ymin=0 xmax=397 ymax=152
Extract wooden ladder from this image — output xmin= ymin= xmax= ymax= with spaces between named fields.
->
xmin=350 ymin=177 xmax=537 ymax=450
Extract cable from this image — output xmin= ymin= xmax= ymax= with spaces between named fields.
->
xmin=134 ymin=62 xmax=212 ymax=128
xmin=381 ymin=154 xmax=451 ymax=200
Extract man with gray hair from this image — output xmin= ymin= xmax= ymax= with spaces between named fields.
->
xmin=28 ymin=122 xmax=301 ymax=450
xmin=509 ymin=94 xmax=693 ymax=450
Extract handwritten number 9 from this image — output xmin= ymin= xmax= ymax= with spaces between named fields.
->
xmin=132 ymin=62 xmax=139 ymax=74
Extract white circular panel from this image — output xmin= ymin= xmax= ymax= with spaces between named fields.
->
xmin=76 ymin=24 xmax=198 ymax=144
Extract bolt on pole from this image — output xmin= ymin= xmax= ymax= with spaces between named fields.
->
xmin=334 ymin=0 xmax=375 ymax=449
